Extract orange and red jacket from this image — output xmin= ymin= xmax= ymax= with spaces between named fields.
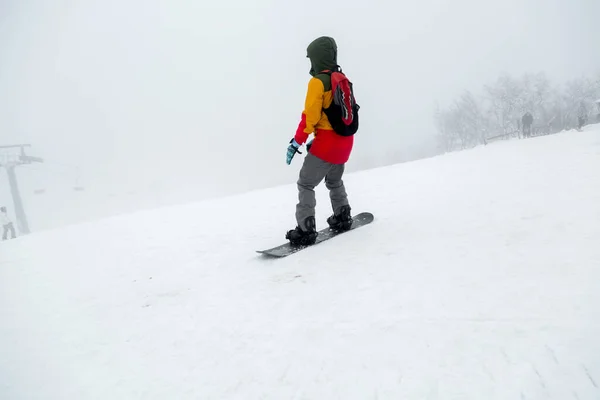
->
xmin=294 ymin=77 xmax=354 ymax=165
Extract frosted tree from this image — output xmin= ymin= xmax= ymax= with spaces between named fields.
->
xmin=434 ymin=103 xmax=461 ymax=152
xmin=484 ymin=74 xmax=524 ymax=137
xmin=561 ymin=77 xmax=597 ymax=128
xmin=433 ymin=71 xmax=600 ymax=152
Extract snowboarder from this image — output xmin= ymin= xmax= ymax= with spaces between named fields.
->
xmin=284 ymin=36 xmax=358 ymax=246
xmin=1 ymin=206 xmax=16 ymax=240
xmin=522 ymin=112 xmax=533 ymax=138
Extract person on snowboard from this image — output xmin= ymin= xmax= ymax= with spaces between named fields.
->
xmin=284 ymin=36 xmax=357 ymax=246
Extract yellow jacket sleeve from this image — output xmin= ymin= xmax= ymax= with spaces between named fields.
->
xmin=294 ymin=77 xmax=324 ymax=144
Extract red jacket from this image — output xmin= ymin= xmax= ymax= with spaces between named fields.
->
xmin=294 ymin=77 xmax=353 ymax=164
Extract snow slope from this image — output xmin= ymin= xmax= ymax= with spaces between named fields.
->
xmin=1 ymin=127 xmax=600 ymax=399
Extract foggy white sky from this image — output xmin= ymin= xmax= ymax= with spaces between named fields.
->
xmin=1 ymin=0 xmax=599 ymax=227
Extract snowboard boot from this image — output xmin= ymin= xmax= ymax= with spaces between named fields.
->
xmin=327 ymin=205 xmax=353 ymax=232
xmin=286 ymin=216 xmax=318 ymax=246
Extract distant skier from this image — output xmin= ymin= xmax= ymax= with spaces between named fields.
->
xmin=577 ymin=101 xmax=587 ymax=130
xmin=1 ymin=206 xmax=16 ymax=240
xmin=284 ymin=36 xmax=359 ymax=245
xmin=522 ymin=112 xmax=533 ymax=138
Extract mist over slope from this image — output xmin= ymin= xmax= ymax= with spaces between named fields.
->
xmin=2 ymin=0 xmax=599 ymax=232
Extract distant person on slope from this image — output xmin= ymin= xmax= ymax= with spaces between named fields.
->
xmin=577 ymin=101 xmax=587 ymax=130
xmin=1 ymin=206 xmax=17 ymax=240
xmin=522 ymin=112 xmax=533 ymax=138
xmin=284 ymin=36 xmax=360 ymax=246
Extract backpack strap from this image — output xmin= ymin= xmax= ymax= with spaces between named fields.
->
xmin=315 ymin=66 xmax=342 ymax=92
xmin=319 ymin=65 xmax=342 ymax=75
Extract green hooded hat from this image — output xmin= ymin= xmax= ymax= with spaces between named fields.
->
xmin=306 ymin=36 xmax=338 ymax=90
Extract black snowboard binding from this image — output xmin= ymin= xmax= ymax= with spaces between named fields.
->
xmin=327 ymin=205 xmax=353 ymax=232
xmin=286 ymin=216 xmax=318 ymax=246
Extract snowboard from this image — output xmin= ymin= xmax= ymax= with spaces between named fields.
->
xmin=257 ymin=212 xmax=374 ymax=258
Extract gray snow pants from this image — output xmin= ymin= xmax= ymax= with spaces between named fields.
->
xmin=296 ymin=153 xmax=349 ymax=231
xmin=2 ymin=223 xmax=16 ymax=240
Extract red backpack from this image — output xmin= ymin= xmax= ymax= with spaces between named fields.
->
xmin=320 ymin=69 xmax=360 ymax=136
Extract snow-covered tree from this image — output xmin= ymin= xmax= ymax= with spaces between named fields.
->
xmin=434 ymin=71 xmax=600 ymax=150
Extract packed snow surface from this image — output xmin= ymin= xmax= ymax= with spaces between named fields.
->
xmin=1 ymin=128 xmax=600 ymax=399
